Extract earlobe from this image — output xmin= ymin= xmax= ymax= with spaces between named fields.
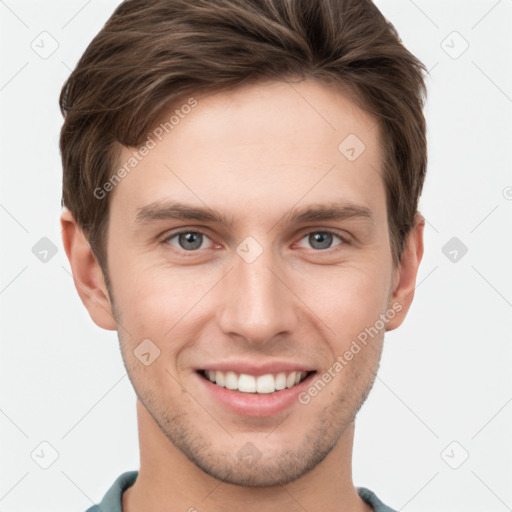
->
xmin=386 ymin=213 xmax=425 ymax=332
xmin=60 ymin=210 xmax=117 ymax=331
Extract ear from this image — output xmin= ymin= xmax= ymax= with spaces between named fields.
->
xmin=386 ymin=213 xmax=425 ymax=332
xmin=60 ymin=209 xmax=117 ymax=330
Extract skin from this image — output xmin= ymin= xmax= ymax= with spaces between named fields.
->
xmin=61 ymin=78 xmax=424 ymax=512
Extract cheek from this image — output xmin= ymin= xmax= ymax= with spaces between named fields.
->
xmin=297 ymin=262 xmax=391 ymax=340
xmin=109 ymin=233 xmax=393 ymax=346
xmin=110 ymin=257 xmax=217 ymax=349
xmin=109 ymin=262 xmax=170 ymax=339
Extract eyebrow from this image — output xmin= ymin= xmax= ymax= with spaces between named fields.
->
xmin=133 ymin=199 xmax=374 ymax=229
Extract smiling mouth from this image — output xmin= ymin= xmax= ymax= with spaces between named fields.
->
xmin=197 ymin=369 xmax=316 ymax=394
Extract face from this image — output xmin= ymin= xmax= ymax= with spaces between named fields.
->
xmin=101 ymin=78 xmax=403 ymax=486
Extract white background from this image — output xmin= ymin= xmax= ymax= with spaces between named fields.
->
xmin=0 ymin=0 xmax=511 ymax=511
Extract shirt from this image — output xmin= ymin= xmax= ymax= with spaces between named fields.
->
xmin=85 ymin=471 xmax=398 ymax=512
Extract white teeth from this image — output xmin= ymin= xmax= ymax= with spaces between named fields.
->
xmin=256 ymin=374 xmax=275 ymax=394
xmin=224 ymin=371 xmax=238 ymax=390
xmin=215 ymin=370 xmax=225 ymax=387
xmin=275 ymin=372 xmax=287 ymax=391
xmin=238 ymin=374 xmax=256 ymax=392
xmin=203 ymin=370 xmax=308 ymax=393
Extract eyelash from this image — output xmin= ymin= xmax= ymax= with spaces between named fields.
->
xmin=162 ymin=229 xmax=349 ymax=255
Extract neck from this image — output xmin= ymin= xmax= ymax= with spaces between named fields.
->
xmin=122 ymin=399 xmax=372 ymax=512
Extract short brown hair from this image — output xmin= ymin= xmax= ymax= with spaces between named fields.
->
xmin=59 ymin=0 xmax=428 ymax=278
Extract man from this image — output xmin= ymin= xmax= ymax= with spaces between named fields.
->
xmin=59 ymin=0 xmax=427 ymax=510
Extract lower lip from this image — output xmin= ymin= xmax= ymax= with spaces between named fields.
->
xmin=196 ymin=371 xmax=316 ymax=417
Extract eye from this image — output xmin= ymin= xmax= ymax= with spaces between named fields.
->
xmin=164 ymin=231 xmax=214 ymax=251
xmin=296 ymin=230 xmax=346 ymax=251
xmin=162 ymin=229 xmax=347 ymax=254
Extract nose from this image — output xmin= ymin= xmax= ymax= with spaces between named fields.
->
xmin=217 ymin=243 xmax=298 ymax=345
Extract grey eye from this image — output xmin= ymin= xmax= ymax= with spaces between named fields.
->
xmin=309 ymin=232 xmax=332 ymax=250
xmin=167 ymin=232 xmax=208 ymax=251
xmin=306 ymin=232 xmax=337 ymax=250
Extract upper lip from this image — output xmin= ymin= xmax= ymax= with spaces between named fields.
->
xmin=198 ymin=360 xmax=316 ymax=377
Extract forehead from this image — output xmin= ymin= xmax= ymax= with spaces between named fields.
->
xmin=111 ymin=78 xmax=386 ymax=227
